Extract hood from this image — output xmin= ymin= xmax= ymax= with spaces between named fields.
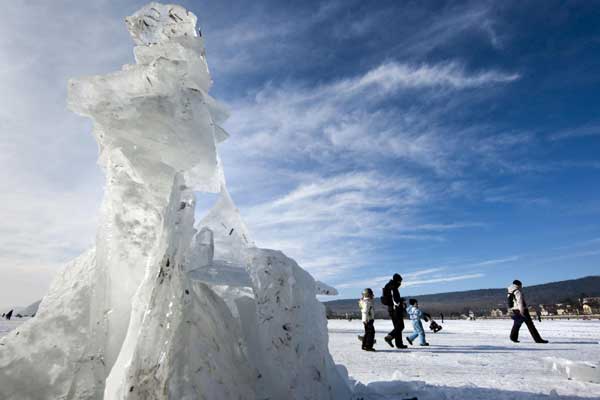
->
xmin=507 ymin=284 xmax=521 ymax=294
xmin=388 ymin=279 xmax=400 ymax=289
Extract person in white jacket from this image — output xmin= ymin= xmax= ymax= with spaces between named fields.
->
xmin=508 ymin=280 xmax=548 ymax=343
xmin=358 ymin=288 xmax=376 ymax=351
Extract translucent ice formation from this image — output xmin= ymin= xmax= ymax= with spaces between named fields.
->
xmin=0 ymin=3 xmax=347 ymax=400
xmin=544 ymin=357 xmax=600 ymax=384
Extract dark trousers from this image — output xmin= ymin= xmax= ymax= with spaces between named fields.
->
xmin=511 ymin=310 xmax=544 ymax=342
xmin=387 ymin=307 xmax=405 ymax=346
xmin=362 ymin=320 xmax=375 ymax=349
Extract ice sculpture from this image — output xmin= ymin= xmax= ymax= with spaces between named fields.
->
xmin=0 ymin=3 xmax=349 ymax=400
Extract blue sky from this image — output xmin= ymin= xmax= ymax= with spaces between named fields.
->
xmin=1 ymin=0 xmax=599 ymax=307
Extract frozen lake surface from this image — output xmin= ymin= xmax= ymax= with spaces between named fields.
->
xmin=328 ymin=319 xmax=600 ymax=399
xmin=2 ymin=318 xmax=599 ymax=399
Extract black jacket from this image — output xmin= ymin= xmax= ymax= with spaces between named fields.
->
xmin=383 ymin=280 xmax=403 ymax=310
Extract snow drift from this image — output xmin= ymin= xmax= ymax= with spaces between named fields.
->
xmin=0 ymin=3 xmax=348 ymax=399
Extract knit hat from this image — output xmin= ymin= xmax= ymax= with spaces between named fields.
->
xmin=393 ymin=273 xmax=402 ymax=282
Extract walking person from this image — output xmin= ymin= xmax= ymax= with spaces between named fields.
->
xmin=358 ymin=288 xmax=376 ymax=351
xmin=508 ymin=280 xmax=548 ymax=343
xmin=405 ymin=299 xmax=430 ymax=346
xmin=381 ymin=273 xmax=407 ymax=349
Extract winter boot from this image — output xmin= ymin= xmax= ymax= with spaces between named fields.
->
xmin=362 ymin=347 xmax=376 ymax=352
xmin=384 ymin=335 xmax=394 ymax=348
xmin=358 ymin=335 xmax=376 ymax=344
xmin=396 ymin=341 xmax=408 ymax=349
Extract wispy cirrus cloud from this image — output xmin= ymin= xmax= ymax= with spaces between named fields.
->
xmin=340 ymin=62 xmax=519 ymax=92
xmin=223 ymin=59 xmax=521 ymax=176
xmin=336 ymin=268 xmax=484 ymax=290
xmin=219 ymin=50 xmax=521 ymax=284
xmin=403 ymin=273 xmax=484 ymax=288
xmin=548 ymin=123 xmax=600 ymax=141
xmin=237 ymin=169 xmax=488 ymax=282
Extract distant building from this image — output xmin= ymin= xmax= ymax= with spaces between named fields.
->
xmin=539 ymin=304 xmax=556 ymax=316
xmin=582 ymin=297 xmax=600 ymax=314
xmin=528 ymin=306 xmax=537 ymax=314
xmin=556 ymin=304 xmax=575 ymax=315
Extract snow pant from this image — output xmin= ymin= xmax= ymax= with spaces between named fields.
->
xmin=362 ymin=320 xmax=375 ymax=349
xmin=407 ymin=319 xmax=426 ymax=345
xmin=387 ymin=306 xmax=405 ymax=346
xmin=511 ymin=310 xmax=544 ymax=342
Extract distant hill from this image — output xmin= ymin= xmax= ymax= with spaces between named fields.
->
xmin=324 ymin=276 xmax=600 ymax=318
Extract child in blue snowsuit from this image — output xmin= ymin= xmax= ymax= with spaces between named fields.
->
xmin=405 ymin=299 xmax=430 ymax=346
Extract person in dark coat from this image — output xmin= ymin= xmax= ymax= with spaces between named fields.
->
xmin=382 ymin=273 xmax=407 ymax=349
xmin=5 ymin=309 xmax=13 ymax=320
xmin=508 ymin=280 xmax=548 ymax=343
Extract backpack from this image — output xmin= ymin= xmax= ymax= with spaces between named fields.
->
xmin=380 ymin=287 xmax=391 ymax=306
xmin=507 ymin=292 xmax=515 ymax=308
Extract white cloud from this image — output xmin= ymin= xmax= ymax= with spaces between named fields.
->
xmin=222 ymin=60 xmax=521 ymax=179
xmin=402 ymin=273 xmax=484 ymax=287
xmin=336 ymin=268 xmax=484 ymax=290
xmin=462 ymin=256 xmax=520 ymax=268
xmin=339 ymin=62 xmax=518 ymax=93
xmin=548 ymin=123 xmax=600 ymax=141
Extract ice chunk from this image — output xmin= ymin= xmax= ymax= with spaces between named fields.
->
xmin=105 ymin=177 xmax=256 ymax=399
xmin=197 ymin=186 xmax=255 ymax=264
xmin=246 ymin=248 xmax=352 ymax=399
xmin=316 ymin=280 xmax=339 ymax=296
xmin=544 ymin=357 xmax=600 ymax=384
xmin=126 ymin=3 xmax=198 ymax=45
xmin=188 ymin=227 xmax=214 ymax=269
xmin=0 ymin=250 xmax=101 ymax=399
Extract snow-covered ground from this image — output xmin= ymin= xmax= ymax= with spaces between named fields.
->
xmin=0 ymin=319 xmax=28 ymax=338
xmin=329 ymin=319 xmax=600 ymax=400
xmin=3 ymin=318 xmax=599 ymax=399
